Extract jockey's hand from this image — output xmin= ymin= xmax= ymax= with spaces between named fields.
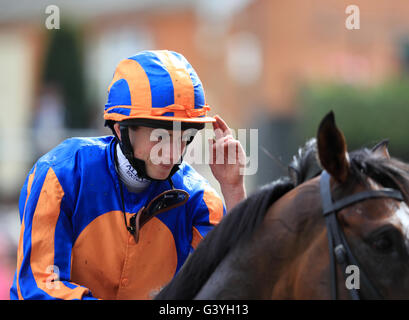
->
xmin=209 ymin=115 xmax=247 ymax=211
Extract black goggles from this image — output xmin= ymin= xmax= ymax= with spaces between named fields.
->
xmin=122 ymin=182 xmax=189 ymax=242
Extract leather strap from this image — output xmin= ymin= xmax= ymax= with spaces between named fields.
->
xmin=320 ymin=170 xmax=401 ymax=300
xmin=129 ymin=187 xmax=189 ymax=243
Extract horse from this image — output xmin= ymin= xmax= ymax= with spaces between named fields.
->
xmin=155 ymin=111 xmax=409 ymax=300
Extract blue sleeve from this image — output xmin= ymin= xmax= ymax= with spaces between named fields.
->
xmin=10 ymin=163 xmax=97 ymax=300
xmin=189 ymin=185 xmax=226 ymax=250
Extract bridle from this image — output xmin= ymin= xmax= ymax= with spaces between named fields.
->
xmin=319 ymin=170 xmax=404 ymax=300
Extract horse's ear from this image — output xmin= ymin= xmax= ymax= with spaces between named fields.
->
xmin=371 ymin=139 xmax=390 ymax=159
xmin=317 ymin=111 xmax=350 ymax=183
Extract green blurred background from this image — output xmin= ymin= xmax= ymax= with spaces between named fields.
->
xmin=297 ymin=78 xmax=409 ymax=160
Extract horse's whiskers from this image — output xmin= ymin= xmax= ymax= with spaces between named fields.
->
xmin=260 ymin=146 xmax=287 ymax=173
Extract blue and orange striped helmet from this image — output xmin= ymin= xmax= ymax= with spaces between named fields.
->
xmin=104 ymin=50 xmax=215 ymax=125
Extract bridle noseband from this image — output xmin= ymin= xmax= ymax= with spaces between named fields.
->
xmin=319 ymin=170 xmax=404 ymax=300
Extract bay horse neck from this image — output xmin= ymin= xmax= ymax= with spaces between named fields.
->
xmin=259 ymin=172 xmax=377 ymax=299
xmin=250 ymin=176 xmax=327 ymax=299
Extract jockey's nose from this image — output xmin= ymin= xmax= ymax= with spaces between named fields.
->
xmin=159 ymin=136 xmax=185 ymax=165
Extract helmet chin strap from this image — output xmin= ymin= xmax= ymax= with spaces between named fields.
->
xmin=118 ymin=125 xmax=185 ymax=182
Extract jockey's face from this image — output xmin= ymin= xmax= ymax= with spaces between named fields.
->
xmin=114 ymin=123 xmax=188 ymax=180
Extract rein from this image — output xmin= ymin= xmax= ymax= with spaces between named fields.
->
xmin=319 ymin=170 xmax=404 ymax=300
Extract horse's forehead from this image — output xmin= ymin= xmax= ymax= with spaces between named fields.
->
xmin=345 ymin=177 xmax=409 ymax=229
xmin=364 ymin=177 xmax=407 ymax=217
xmin=367 ymin=177 xmax=383 ymax=191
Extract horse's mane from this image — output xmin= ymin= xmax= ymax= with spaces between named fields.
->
xmin=155 ymin=139 xmax=320 ymax=300
xmin=347 ymin=148 xmax=409 ymax=201
xmin=288 ymin=138 xmax=322 ymax=185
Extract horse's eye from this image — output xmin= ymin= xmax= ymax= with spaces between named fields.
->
xmin=372 ymin=233 xmax=394 ymax=253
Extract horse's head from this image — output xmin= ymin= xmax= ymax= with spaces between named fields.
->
xmin=281 ymin=111 xmax=409 ymax=299
xmin=156 ymin=111 xmax=409 ymax=300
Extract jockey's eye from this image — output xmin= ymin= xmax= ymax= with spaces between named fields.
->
xmin=154 ymin=134 xmax=169 ymax=143
xmin=151 ymin=129 xmax=170 ymax=143
xmin=182 ymin=129 xmax=198 ymax=144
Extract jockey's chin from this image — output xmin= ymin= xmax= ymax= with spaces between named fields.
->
xmin=145 ymin=161 xmax=176 ymax=180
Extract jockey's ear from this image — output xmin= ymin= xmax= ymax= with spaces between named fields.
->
xmin=371 ymin=139 xmax=390 ymax=160
xmin=113 ymin=122 xmax=122 ymax=141
xmin=317 ymin=111 xmax=350 ymax=184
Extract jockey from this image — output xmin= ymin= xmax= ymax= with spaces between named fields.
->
xmin=10 ymin=50 xmax=246 ymax=299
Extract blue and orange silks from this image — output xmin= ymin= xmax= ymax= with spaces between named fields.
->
xmin=10 ymin=136 xmax=226 ymax=300
xmin=104 ymin=50 xmax=215 ymax=124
